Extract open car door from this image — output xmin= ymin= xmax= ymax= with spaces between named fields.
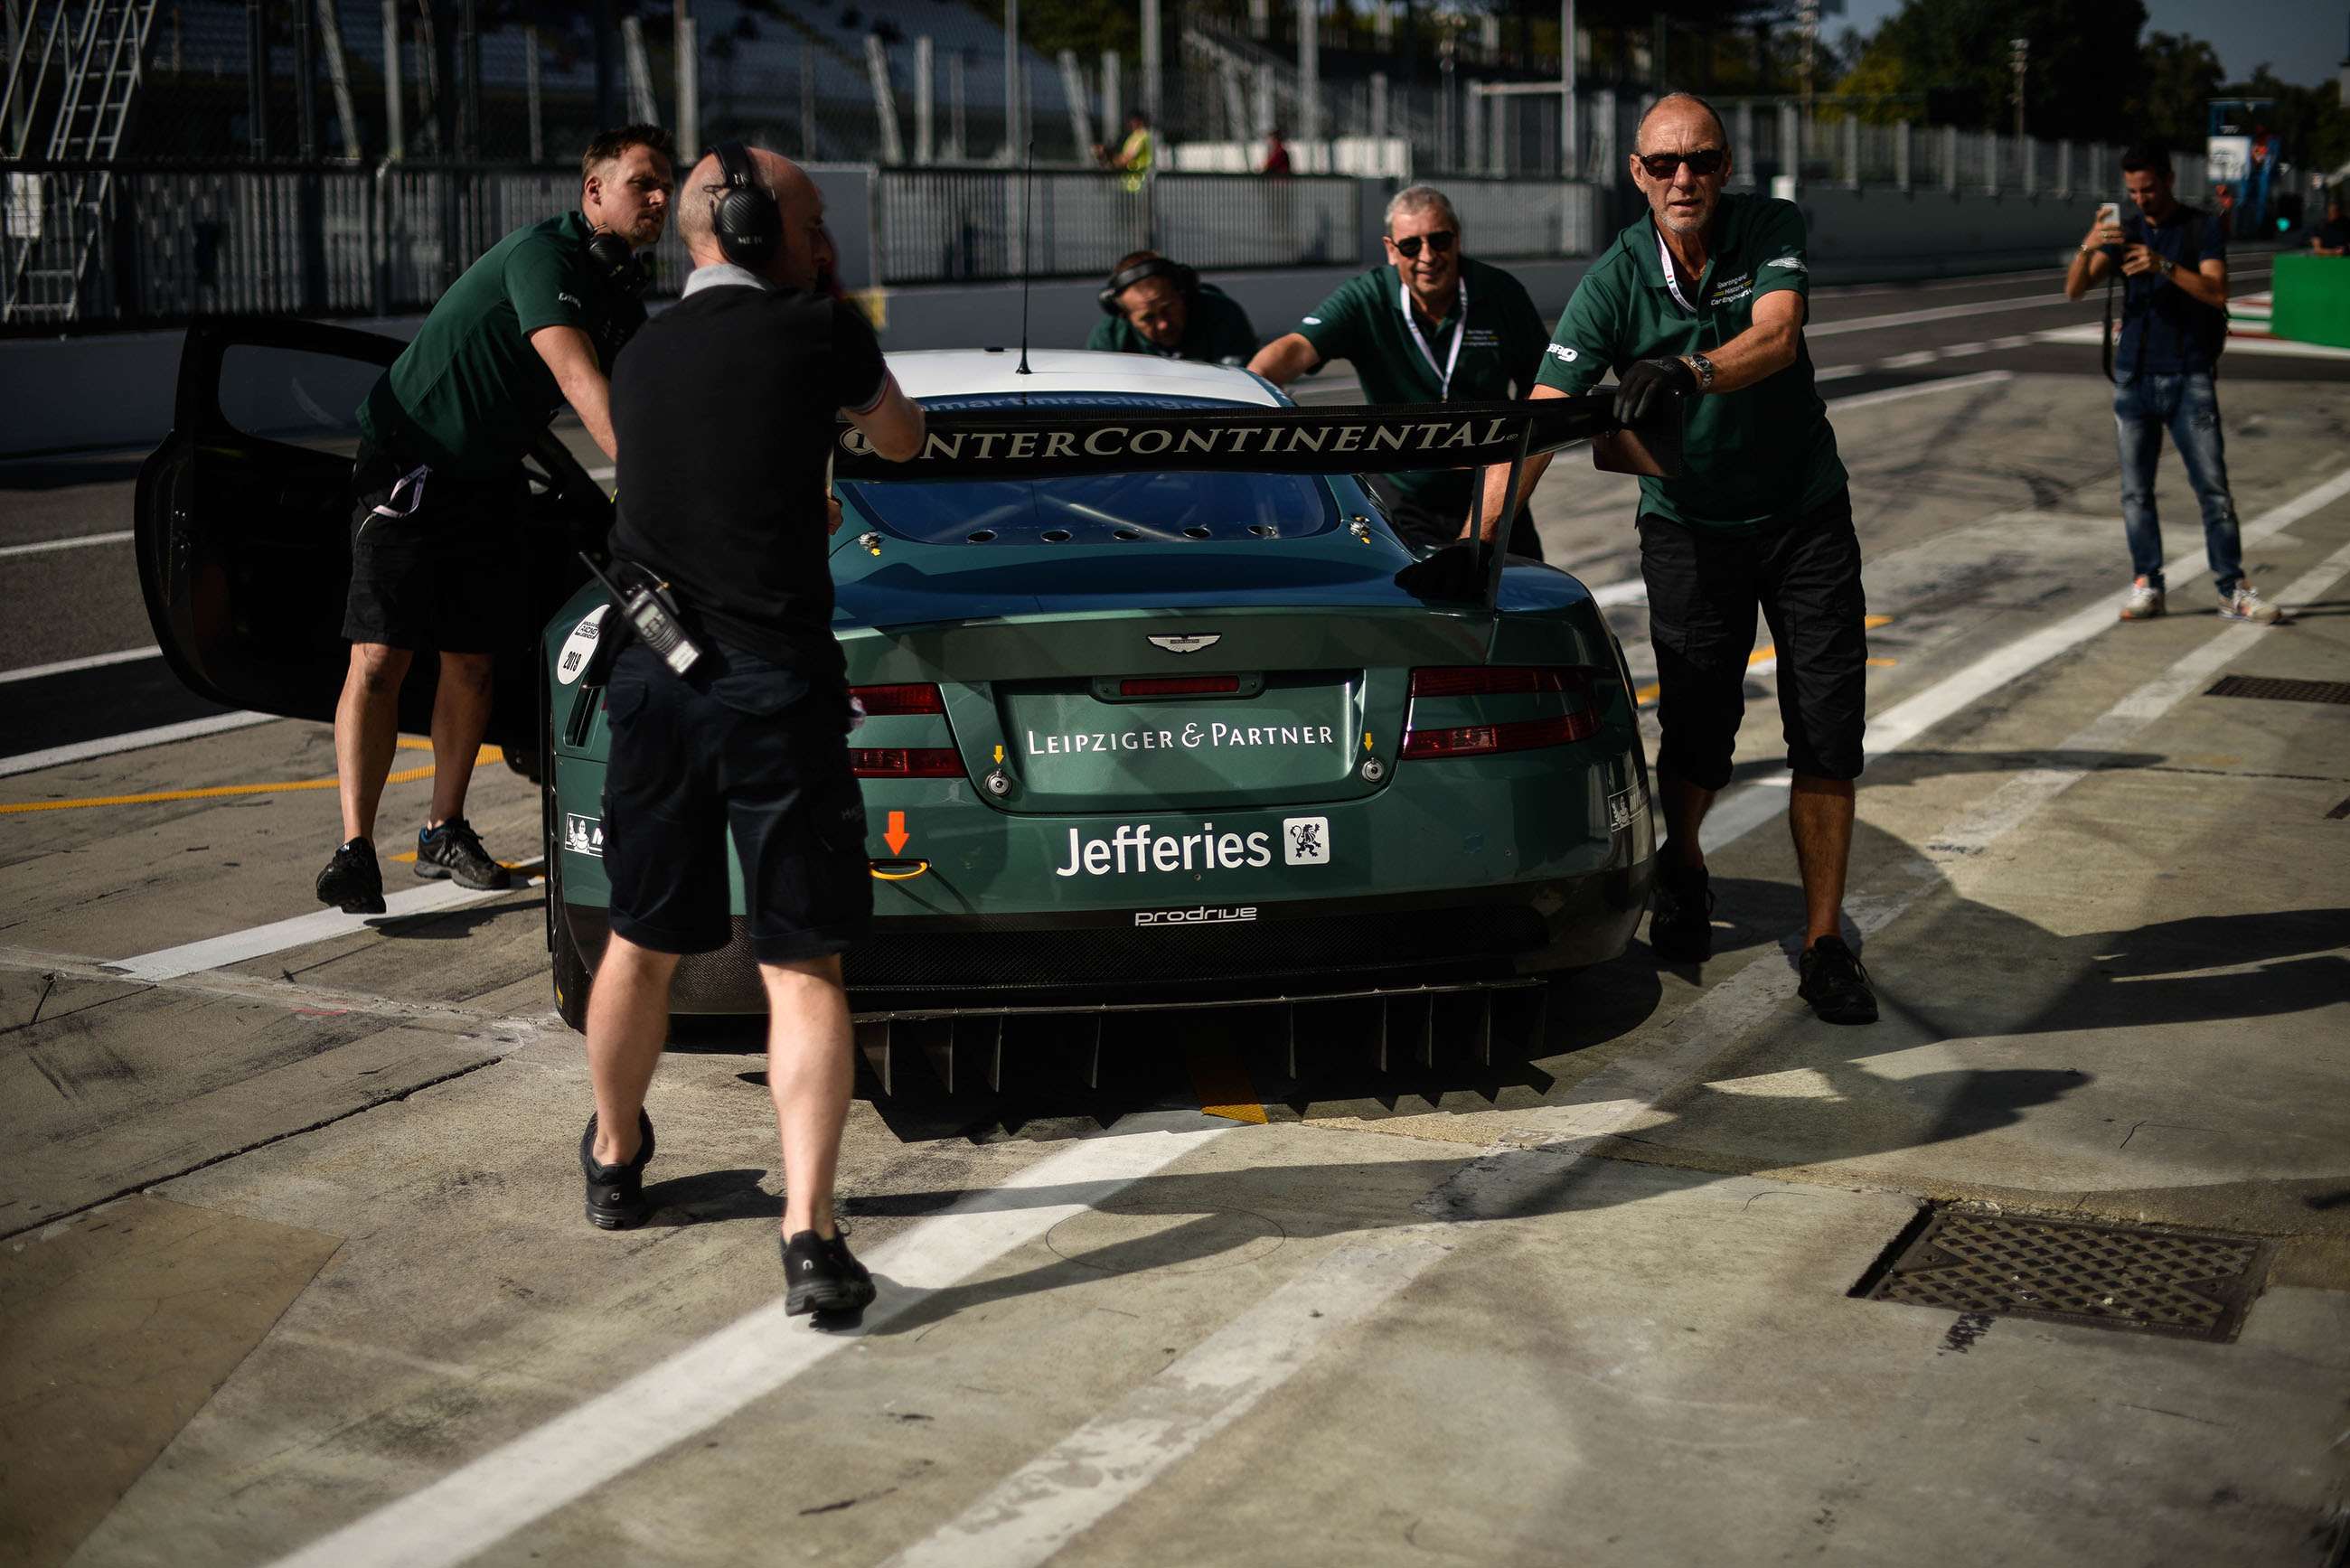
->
xmin=133 ymin=315 xmax=612 ymax=776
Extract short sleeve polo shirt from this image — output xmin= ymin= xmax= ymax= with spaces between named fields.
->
xmin=1291 ymin=255 xmax=1549 ymax=515
xmin=1086 ymin=283 xmax=1261 ymax=365
xmin=1537 ymin=194 xmax=1846 ymax=530
xmin=359 ymin=211 xmax=646 ymax=477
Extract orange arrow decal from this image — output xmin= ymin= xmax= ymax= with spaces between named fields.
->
xmin=884 ymin=810 xmax=909 ymax=854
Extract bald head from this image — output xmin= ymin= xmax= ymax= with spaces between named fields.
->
xmin=682 ymin=146 xmax=830 ymax=289
xmin=1636 ymin=92 xmax=1727 ymax=153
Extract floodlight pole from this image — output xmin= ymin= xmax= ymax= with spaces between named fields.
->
xmin=1560 ymin=0 xmax=1577 ymax=175
xmin=2010 ymin=37 xmax=2027 ymax=144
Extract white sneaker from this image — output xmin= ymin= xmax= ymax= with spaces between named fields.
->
xmin=2120 ymin=577 xmax=2165 ymax=620
xmin=2220 ymin=584 xmax=2282 ymax=624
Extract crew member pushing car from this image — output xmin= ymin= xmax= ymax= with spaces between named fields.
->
xmin=1247 ymin=184 xmax=1551 ymax=559
xmin=1086 ymin=250 xmax=1260 ymax=366
xmin=581 ymin=145 xmax=926 ymax=1318
xmin=1471 ymin=91 xmax=1877 ymax=1026
xmin=316 ymin=126 xmax=674 ymax=914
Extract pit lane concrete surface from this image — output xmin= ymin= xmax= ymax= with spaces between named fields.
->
xmin=5 ymin=260 xmax=2350 ymax=1567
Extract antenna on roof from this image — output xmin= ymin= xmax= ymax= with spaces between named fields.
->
xmin=1016 ymin=138 xmax=1036 ymax=379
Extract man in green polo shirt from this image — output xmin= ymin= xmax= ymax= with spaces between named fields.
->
xmin=315 ymin=124 xmax=674 ymax=917
xmin=1086 ymin=249 xmax=1259 ymax=365
xmin=1248 ymin=183 xmax=1551 ymax=559
xmin=1471 ymin=90 xmax=1875 ymax=1025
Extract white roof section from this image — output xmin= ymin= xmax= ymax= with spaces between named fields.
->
xmin=886 ymin=349 xmax=1284 ymax=408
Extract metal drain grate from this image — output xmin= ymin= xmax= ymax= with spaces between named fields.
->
xmin=1862 ymin=1211 xmax=2271 ymax=1343
xmin=2204 ymin=675 xmax=2350 ymax=706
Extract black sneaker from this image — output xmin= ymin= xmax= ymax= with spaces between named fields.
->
xmin=580 ymin=1110 xmax=656 ymax=1230
xmin=782 ymin=1228 xmax=877 ymax=1318
xmin=315 ymin=837 xmax=386 ymax=914
xmin=1799 ymin=936 xmax=1880 ymax=1025
xmin=1648 ymin=859 xmax=1715 ymax=962
xmin=416 ymin=817 xmax=511 ymax=890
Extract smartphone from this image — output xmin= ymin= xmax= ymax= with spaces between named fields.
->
xmin=2095 ymin=201 xmax=2121 ymax=248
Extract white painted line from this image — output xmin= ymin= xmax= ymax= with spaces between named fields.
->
xmin=1813 ymin=363 xmax=1868 ymax=380
xmin=1697 ymin=461 xmax=2350 ymax=854
xmin=1589 ymin=577 xmax=1646 ymax=607
xmin=1806 ymin=292 xmax=2087 ymax=338
xmin=1875 ymin=350 xmax=1941 ymax=370
xmin=0 ymin=710 xmax=277 ymax=780
xmin=0 ymin=643 xmax=160 ymax=683
xmin=0 ymin=528 xmax=133 ymax=559
xmin=2035 ymin=322 xmax=2350 ymax=358
xmin=260 ymin=1110 xmax=1236 ymax=1568
xmin=1819 ymin=369 xmax=2014 ymax=413
xmin=884 ymin=1230 xmax=1449 ymax=1568
xmin=586 ymin=465 xmax=614 ymax=481
xmin=105 ymin=877 xmax=523 ymax=982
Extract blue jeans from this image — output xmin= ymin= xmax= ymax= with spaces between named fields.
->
xmin=2113 ymin=370 xmax=2242 ymax=596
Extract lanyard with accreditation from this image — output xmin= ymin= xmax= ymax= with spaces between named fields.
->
xmin=1401 ymin=274 xmax=1467 ymax=399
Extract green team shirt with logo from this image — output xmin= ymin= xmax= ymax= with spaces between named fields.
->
xmin=1086 ymin=283 xmax=1261 ymax=365
xmin=1537 ymin=194 xmax=1846 ymax=530
xmin=359 ymin=210 xmax=644 ymax=477
xmin=1292 ymin=255 xmax=1549 ymax=516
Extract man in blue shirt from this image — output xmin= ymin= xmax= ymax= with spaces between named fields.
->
xmin=2064 ymin=144 xmax=2280 ymax=624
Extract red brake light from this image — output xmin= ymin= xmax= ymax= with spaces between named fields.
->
xmin=1118 ymin=675 xmax=1242 ymax=698
xmin=1399 ymin=666 xmax=1600 ymax=759
xmin=1400 ymin=712 xmax=1597 ymax=759
xmin=851 ymin=683 xmax=945 ymax=716
xmin=850 ymin=747 xmax=964 ymax=777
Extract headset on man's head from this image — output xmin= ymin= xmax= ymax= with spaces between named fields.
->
xmin=1098 ymin=255 xmax=1198 ymax=315
xmin=709 ymin=140 xmax=783 ymax=268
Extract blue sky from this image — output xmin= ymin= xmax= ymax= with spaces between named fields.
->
xmin=1832 ymin=0 xmax=2348 ymax=90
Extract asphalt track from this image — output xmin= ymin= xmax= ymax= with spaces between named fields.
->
xmin=5 ymin=255 xmax=2350 ymax=1567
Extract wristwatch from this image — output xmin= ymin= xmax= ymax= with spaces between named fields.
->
xmin=2158 ymin=256 xmax=2176 ymax=282
xmin=1685 ymin=352 xmax=1717 ymax=393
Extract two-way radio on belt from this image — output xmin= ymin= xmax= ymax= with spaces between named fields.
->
xmin=578 ymin=553 xmax=703 ymax=676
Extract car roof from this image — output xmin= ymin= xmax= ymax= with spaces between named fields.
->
xmin=886 ymin=349 xmax=1283 ymax=408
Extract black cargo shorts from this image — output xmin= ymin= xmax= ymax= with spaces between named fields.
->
xmin=343 ymin=440 xmax=527 ymax=653
xmin=1638 ymin=485 xmax=1867 ymax=791
xmin=600 ymin=640 xmax=871 ymax=966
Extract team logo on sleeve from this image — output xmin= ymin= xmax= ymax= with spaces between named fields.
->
xmin=1765 ymin=256 xmax=1805 ymax=272
xmin=1302 ymin=315 xmax=1323 ymax=324
xmin=1546 ymin=343 xmax=1580 ymax=364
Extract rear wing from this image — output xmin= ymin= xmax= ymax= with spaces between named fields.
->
xmin=829 ymin=390 xmax=1680 ymax=614
xmin=830 ymin=391 xmax=1678 ymax=484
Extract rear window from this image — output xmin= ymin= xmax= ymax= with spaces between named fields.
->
xmin=836 ymin=392 xmax=1341 ymax=546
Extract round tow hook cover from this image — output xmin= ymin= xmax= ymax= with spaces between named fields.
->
xmin=983 ymin=769 xmax=1013 ymax=797
xmin=1359 ymin=757 xmax=1386 ymax=783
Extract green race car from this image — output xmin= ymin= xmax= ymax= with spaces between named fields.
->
xmin=136 ymin=324 xmax=1659 ymax=1080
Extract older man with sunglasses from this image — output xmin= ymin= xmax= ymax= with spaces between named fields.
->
xmin=1249 ymin=184 xmax=1551 ymax=559
xmin=1470 ymin=90 xmax=1875 ymax=1026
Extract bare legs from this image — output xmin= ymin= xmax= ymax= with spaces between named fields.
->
xmin=1658 ymin=765 xmax=1853 ymax=951
xmin=584 ymin=935 xmax=855 ymax=1239
xmin=334 ymin=644 xmax=497 ymax=841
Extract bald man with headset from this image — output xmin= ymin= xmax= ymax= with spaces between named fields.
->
xmin=580 ymin=144 xmax=926 ymax=1319
xmin=1086 ymin=250 xmax=1260 ymax=366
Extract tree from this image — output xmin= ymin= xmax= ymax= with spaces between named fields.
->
xmin=2125 ymin=32 xmax=2223 ymax=150
xmin=1832 ymin=0 xmax=2148 ymax=140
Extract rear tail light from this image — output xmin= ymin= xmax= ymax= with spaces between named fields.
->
xmin=851 ymin=746 xmax=964 ymax=777
xmin=1400 ymin=666 xmax=1599 ymax=759
xmin=850 ymin=682 xmax=946 ymax=715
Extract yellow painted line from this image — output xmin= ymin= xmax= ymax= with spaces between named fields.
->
xmin=1185 ymin=1040 xmax=1269 ymax=1125
xmin=387 ymin=850 xmax=530 ymax=868
xmin=0 ymin=746 xmax=500 ymax=816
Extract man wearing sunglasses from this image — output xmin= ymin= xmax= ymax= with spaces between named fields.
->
xmin=1248 ymin=185 xmax=1552 ymax=559
xmin=1469 ymin=90 xmax=1875 ymax=1027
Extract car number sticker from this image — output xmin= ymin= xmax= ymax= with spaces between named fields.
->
xmin=556 ymin=605 xmax=609 ymax=686
xmin=1281 ymin=816 xmax=1330 ymax=866
xmin=564 ymin=813 xmax=604 ymax=858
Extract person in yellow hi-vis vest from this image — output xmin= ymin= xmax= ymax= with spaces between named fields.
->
xmin=1093 ymin=109 xmax=1153 ymax=192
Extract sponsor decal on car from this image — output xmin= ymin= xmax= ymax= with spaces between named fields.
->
xmin=1025 ymin=723 xmax=1339 ymax=757
xmin=1133 ymin=905 xmax=1258 ymax=927
xmin=556 ymin=605 xmax=609 ymax=686
xmin=564 ymin=812 xmax=604 ymax=858
xmin=1607 ymin=785 xmax=1647 ymax=832
xmin=840 ymin=411 xmax=1530 ymax=466
xmin=1052 ymin=819 xmax=1334 ymax=878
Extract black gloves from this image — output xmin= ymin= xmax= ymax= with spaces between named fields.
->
xmin=1613 ymin=356 xmax=1697 ymax=426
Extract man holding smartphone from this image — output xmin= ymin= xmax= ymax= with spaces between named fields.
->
xmin=2065 ymin=145 xmax=2280 ymax=625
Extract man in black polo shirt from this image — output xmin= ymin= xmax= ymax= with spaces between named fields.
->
xmin=581 ymin=145 xmax=926 ymax=1319
xmin=316 ymin=125 xmax=673 ymax=915
xmin=1247 ymin=184 xmax=1551 ymax=559
xmin=1471 ymin=91 xmax=1876 ymax=1025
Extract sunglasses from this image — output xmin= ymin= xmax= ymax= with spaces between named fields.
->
xmin=1636 ymin=147 xmax=1727 ymax=180
xmin=1387 ymin=230 xmax=1456 ymax=258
